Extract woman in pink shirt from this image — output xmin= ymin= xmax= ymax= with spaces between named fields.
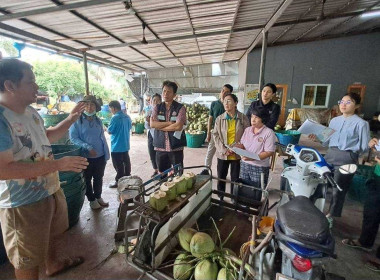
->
xmin=234 ymin=107 xmax=276 ymax=201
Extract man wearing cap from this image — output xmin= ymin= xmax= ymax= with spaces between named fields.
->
xmin=0 ymin=59 xmax=88 ymax=279
xmin=107 ymin=100 xmax=132 ymax=188
xmin=69 ymin=95 xmax=110 ymax=209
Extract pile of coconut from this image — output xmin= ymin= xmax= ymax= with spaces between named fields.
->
xmin=149 ymin=172 xmax=196 ymax=212
xmin=172 ymin=226 xmax=255 ymax=280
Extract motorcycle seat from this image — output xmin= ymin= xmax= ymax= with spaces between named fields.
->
xmin=277 ymin=196 xmax=330 ymax=243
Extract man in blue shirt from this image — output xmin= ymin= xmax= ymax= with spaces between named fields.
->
xmin=107 ymin=100 xmax=132 ymax=188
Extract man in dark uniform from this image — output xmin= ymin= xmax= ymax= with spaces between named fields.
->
xmin=150 ymin=81 xmax=186 ymax=173
xmin=246 ymin=83 xmax=280 ymax=130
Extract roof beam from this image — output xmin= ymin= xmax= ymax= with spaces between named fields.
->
xmin=242 ymin=0 xmax=295 ymax=59
xmin=0 ymin=0 xmax=123 ymax=22
xmin=222 ymin=0 xmax=241 ymax=62
xmin=131 ymin=10 xmax=184 ymax=67
xmin=48 ymin=0 xmax=150 ymax=69
xmin=295 ymin=0 xmax=358 ymax=41
xmin=0 ymin=21 xmax=137 ymax=72
xmin=125 ymin=48 xmax=246 ymax=65
xmin=318 ymin=3 xmax=380 ymax=38
xmin=271 ymin=0 xmax=320 ymax=44
xmin=183 ymin=0 xmax=203 ymax=64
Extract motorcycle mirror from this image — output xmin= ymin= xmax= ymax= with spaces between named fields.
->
xmin=339 ymin=164 xmax=357 ymax=174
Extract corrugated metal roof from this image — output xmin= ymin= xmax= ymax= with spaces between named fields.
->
xmin=0 ymin=0 xmax=379 ymax=72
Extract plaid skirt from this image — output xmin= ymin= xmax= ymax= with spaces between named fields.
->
xmin=236 ymin=162 xmax=270 ymax=201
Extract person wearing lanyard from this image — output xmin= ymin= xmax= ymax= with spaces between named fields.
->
xmin=213 ymin=94 xmax=250 ymax=200
xmin=309 ymin=92 xmax=370 ymax=222
xmin=234 ymin=107 xmax=276 ymax=201
xmin=69 ymin=95 xmax=110 ymax=210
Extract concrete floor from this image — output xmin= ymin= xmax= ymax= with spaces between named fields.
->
xmin=0 ymin=134 xmax=379 ymax=280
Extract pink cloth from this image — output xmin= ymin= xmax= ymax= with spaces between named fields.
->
xmin=151 ymin=104 xmax=186 ymax=152
xmin=240 ymin=125 xmax=276 ymax=167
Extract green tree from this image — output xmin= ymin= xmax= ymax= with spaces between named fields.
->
xmin=0 ymin=37 xmax=18 ymax=57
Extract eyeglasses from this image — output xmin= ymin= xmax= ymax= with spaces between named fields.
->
xmin=223 ymin=99 xmax=234 ymax=104
xmin=338 ymin=100 xmax=353 ymax=105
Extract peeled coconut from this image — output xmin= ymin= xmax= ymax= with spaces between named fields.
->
xmin=217 ymin=268 xmax=234 ymax=280
xmin=190 ymin=232 xmax=215 ymax=258
xmin=160 ymin=181 xmax=177 ymax=201
xmin=178 ymin=228 xmax=198 ymax=252
xmin=183 ymin=172 xmax=196 ymax=189
xmin=194 ymin=259 xmax=218 ymax=280
xmin=149 ymin=190 xmax=168 ymax=211
xmin=173 ymin=176 xmax=187 ymax=195
xmin=173 ymin=253 xmax=193 ymax=280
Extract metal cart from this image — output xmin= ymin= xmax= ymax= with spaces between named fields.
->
xmin=123 ymin=165 xmax=273 ymax=280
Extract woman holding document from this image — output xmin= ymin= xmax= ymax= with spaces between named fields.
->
xmin=234 ymin=108 xmax=277 ymax=201
xmin=309 ymin=92 xmax=370 ymax=221
xmin=213 ymin=93 xmax=250 ymax=200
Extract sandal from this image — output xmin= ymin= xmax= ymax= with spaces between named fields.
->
xmin=365 ymin=260 xmax=380 ymax=272
xmin=341 ymin=239 xmax=372 ymax=252
xmin=47 ymin=256 xmax=84 ymax=277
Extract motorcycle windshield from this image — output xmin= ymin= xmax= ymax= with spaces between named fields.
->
xmin=286 ymin=241 xmax=323 ymax=259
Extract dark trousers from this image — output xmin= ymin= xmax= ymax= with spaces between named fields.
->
xmin=148 ymin=132 xmax=157 ymax=170
xmin=84 ymin=155 xmax=106 ymax=201
xmin=328 ymin=169 xmax=355 ymax=217
xmin=156 ymin=150 xmax=184 ymax=173
xmin=217 ymin=158 xmax=240 ymax=198
xmin=359 ymin=177 xmax=380 ymax=256
xmin=111 ymin=151 xmax=131 ymax=182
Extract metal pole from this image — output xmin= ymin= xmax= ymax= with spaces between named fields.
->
xmin=258 ymin=30 xmax=268 ymax=91
xmin=83 ymin=51 xmax=90 ymax=95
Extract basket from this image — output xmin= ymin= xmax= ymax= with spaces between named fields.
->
xmin=275 ymin=130 xmax=301 ymax=146
xmin=348 ymin=165 xmax=374 ymax=204
xmin=41 ymin=113 xmax=69 ymax=128
xmin=186 ymin=131 xmax=205 ymax=148
xmin=134 ymin=123 xmax=145 ymax=134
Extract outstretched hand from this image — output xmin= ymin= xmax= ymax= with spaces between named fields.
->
xmin=68 ymin=102 xmax=86 ymax=122
xmin=369 ymin=138 xmax=379 ymax=149
xmin=57 ymin=156 xmax=88 ymax=173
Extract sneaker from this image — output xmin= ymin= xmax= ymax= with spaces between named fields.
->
xmin=108 ymin=182 xmax=117 ymax=188
xmin=89 ymin=200 xmax=102 ymax=210
xmin=97 ymin=198 xmax=109 ymax=207
xmin=365 ymin=260 xmax=380 ymax=272
xmin=151 ymin=170 xmax=159 ymax=178
xmin=199 ymin=169 xmax=210 ymax=175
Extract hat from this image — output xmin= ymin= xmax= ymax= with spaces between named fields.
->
xmin=251 ymin=107 xmax=270 ymax=123
xmin=81 ymin=95 xmax=101 ymax=112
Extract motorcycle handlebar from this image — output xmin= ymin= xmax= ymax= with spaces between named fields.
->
xmin=324 ymin=173 xmax=342 ymax=191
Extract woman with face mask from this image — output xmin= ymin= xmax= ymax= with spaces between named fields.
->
xmin=69 ymin=95 xmax=110 ymax=210
xmin=309 ymin=92 xmax=370 ymax=222
xmin=213 ymin=93 xmax=250 ymax=200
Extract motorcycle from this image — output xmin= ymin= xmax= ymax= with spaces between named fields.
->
xmin=274 ymin=144 xmax=353 ymax=280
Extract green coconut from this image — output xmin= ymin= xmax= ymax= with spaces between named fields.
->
xmin=194 ymin=259 xmax=218 ymax=280
xmin=149 ymin=190 xmax=168 ymax=211
xmin=190 ymin=232 xmax=215 ymax=258
xmin=160 ymin=181 xmax=177 ymax=201
xmin=173 ymin=253 xmax=194 ymax=280
xmin=217 ymin=268 xmax=234 ymax=280
xmin=178 ymin=228 xmax=198 ymax=252
xmin=183 ymin=172 xmax=196 ymax=189
xmin=174 ymin=176 xmax=187 ymax=195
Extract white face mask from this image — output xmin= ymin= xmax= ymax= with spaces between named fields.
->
xmin=84 ymin=111 xmax=96 ymax=117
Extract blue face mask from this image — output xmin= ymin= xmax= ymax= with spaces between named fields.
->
xmin=84 ymin=111 xmax=96 ymax=117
